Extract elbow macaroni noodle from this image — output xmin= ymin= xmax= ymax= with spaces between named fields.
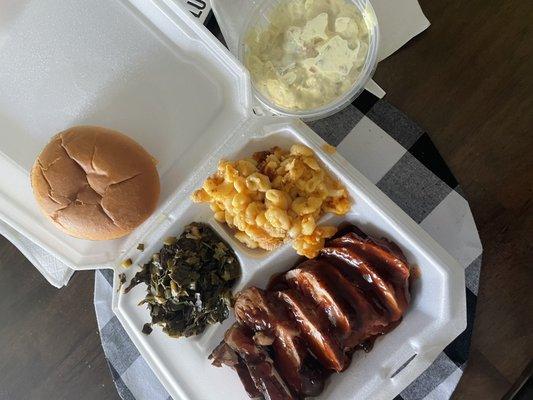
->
xmin=192 ymin=144 xmax=351 ymax=258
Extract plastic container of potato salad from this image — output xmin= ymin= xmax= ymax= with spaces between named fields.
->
xmin=0 ymin=1 xmax=465 ymax=400
xmin=213 ymin=0 xmax=379 ymax=120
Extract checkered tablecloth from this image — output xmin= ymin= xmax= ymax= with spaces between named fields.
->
xmin=92 ymin=6 xmax=482 ymax=400
xmin=94 ymin=86 xmax=482 ymax=400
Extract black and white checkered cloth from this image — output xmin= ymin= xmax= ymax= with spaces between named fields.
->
xmin=92 ymin=10 xmax=483 ymax=400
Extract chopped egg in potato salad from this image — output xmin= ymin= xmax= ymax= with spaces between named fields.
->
xmin=245 ymin=0 xmax=369 ymax=111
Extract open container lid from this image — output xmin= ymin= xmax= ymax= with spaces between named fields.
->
xmin=0 ymin=0 xmax=254 ymax=270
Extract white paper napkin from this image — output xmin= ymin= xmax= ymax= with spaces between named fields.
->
xmin=0 ymin=0 xmax=430 ymax=288
xmin=372 ymin=0 xmax=430 ymax=61
xmin=368 ymin=0 xmax=430 ymax=97
xmin=0 ymin=222 xmax=73 ymax=288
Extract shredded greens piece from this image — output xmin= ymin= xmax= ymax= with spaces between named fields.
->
xmin=142 ymin=323 xmax=153 ymax=335
xmin=117 ymin=273 xmax=126 ymax=293
xmin=125 ymin=223 xmax=241 ymax=338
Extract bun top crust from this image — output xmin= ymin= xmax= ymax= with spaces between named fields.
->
xmin=31 ymin=126 xmax=160 ymax=240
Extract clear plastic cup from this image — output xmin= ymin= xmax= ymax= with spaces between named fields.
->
xmin=237 ymin=0 xmax=379 ymax=121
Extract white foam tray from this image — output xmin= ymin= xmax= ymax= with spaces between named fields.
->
xmin=0 ymin=1 xmax=466 ymax=399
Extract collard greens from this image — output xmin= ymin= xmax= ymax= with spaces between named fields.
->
xmin=125 ymin=223 xmax=241 ymax=338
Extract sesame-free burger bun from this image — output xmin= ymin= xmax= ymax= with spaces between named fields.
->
xmin=31 ymin=126 xmax=160 ymax=240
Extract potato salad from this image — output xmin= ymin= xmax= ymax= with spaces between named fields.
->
xmin=245 ymin=0 xmax=370 ymax=111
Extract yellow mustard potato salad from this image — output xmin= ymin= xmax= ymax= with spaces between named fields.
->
xmin=191 ymin=144 xmax=351 ymax=258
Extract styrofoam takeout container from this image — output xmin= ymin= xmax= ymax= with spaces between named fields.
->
xmin=0 ymin=1 xmax=466 ymax=399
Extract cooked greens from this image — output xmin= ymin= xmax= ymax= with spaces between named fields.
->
xmin=125 ymin=223 xmax=241 ymax=338
xmin=142 ymin=323 xmax=153 ymax=335
xmin=117 ymin=272 xmax=126 ymax=293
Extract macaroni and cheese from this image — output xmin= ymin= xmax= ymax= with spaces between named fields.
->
xmin=192 ymin=144 xmax=351 ymax=258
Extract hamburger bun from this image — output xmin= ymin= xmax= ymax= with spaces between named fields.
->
xmin=31 ymin=126 xmax=160 ymax=240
